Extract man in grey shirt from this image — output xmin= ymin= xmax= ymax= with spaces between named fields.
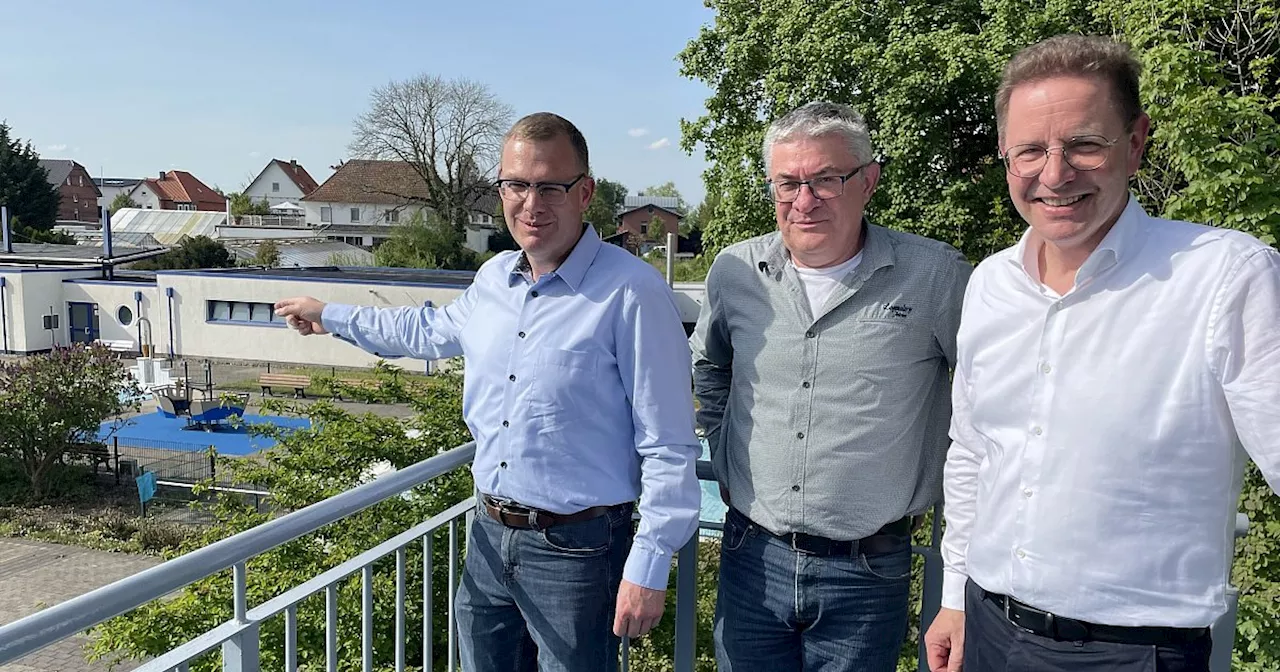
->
xmin=691 ymin=101 xmax=971 ymax=671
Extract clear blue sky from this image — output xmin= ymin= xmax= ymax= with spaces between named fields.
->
xmin=0 ymin=1 xmax=716 ymax=205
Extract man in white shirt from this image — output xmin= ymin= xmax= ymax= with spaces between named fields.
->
xmin=924 ymin=34 xmax=1280 ymax=672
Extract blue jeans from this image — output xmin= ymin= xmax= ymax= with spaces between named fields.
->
xmin=714 ymin=508 xmax=912 ymax=671
xmin=454 ymin=500 xmax=633 ymax=672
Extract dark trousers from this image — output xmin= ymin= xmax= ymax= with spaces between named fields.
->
xmin=963 ymin=580 xmax=1213 ymax=672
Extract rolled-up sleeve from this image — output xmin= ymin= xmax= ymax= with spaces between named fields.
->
xmin=615 ymin=275 xmax=702 ymax=590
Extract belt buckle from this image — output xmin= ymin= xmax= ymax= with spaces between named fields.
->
xmin=789 ymin=533 xmax=811 ymax=555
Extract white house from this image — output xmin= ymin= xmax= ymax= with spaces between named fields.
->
xmin=95 ymin=178 xmax=142 ymax=211
xmin=242 ymin=159 xmax=320 ymax=209
xmin=302 ymin=160 xmax=500 ymax=252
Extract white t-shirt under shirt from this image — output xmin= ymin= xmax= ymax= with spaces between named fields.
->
xmin=792 ymin=251 xmax=863 ymax=315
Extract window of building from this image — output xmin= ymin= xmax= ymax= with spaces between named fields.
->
xmin=73 ymin=193 xmax=79 ymax=203
xmin=272 ymin=182 xmax=280 ymax=192
xmin=385 ymin=209 xmax=399 ymax=223
xmin=117 ymin=305 xmax=134 ymax=326
xmin=321 ymin=206 xmax=332 ymax=223
xmin=206 ymin=300 xmax=285 ymax=326
xmin=350 ymin=208 xmax=361 ymax=223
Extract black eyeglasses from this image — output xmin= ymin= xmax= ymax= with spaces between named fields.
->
xmin=1001 ymin=135 xmax=1119 ymax=178
xmin=496 ymin=174 xmax=586 ymax=205
xmin=766 ymin=161 xmax=876 ymax=203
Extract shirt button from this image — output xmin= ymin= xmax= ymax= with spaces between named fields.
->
xmin=500 ymin=461 xmax=508 ymax=468
xmin=502 ymin=420 xmax=509 ymax=428
xmin=518 ymin=331 xmax=526 ymax=338
xmin=1023 ymin=488 xmax=1034 ymax=498
xmin=531 ymin=291 xmax=539 ymax=298
xmin=805 ymin=330 xmax=815 ymax=338
xmin=802 ymin=381 xmax=810 ymax=388
xmin=1017 ymin=549 xmax=1027 ymax=559
xmin=508 ymin=374 xmax=516 ymax=382
xmin=791 ymin=485 xmax=800 ymax=492
xmin=1041 ymin=363 xmax=1052 ymax=374
xmin=1032 ymin=426 xmax=1043 ymax=436
xmin=796 ymin=432 xmax=805 ymax=439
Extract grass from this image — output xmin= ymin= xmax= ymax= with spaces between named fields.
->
xmin=220 ymin=365 xmax=440 ymax=399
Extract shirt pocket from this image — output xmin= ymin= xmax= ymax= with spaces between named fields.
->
xmin=529 ymin=347 xmax=601 ymax=429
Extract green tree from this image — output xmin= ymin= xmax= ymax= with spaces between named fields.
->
xmin=0 ymin=122 xmax=61 ymax=240
xmin=374 ymin=210 xmax=480 ymax=270
xmin=253 ymin=240 xmax=281 ymax=268
xmin=132 ymin=236 xmax=235 ymax=270
xmin=678 ymin=0 xmax=1280 ymax=260
xmin=585 ymin=177 xmax=629 ymax=237
xmin=0 ymin=344 xmax=141 ymax=498
xmin=90 ymin=366 xmax=476 ymax=671
xmin=228 ymin=192 xmax=271 ymax=217
xmin=109 ymin=192 xmax=140 ymax=212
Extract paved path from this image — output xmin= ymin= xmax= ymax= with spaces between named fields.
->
xmin=0 ymin=538 xmax=162 ymax=672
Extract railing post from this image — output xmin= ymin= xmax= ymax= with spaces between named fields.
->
xmin=673 ymin=532 xmax=698 ymax=672
xmin=223 ymin=562 xmax=259 ymax=672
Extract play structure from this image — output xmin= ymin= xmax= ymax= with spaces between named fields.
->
xmin=153 ymin=359 xmax=250 ymax=431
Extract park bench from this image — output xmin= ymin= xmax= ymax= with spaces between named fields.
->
xmin=259 ymin=373 xmax=311 ymax=398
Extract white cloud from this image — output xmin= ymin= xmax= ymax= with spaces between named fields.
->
xmin=647 ymin=137 xmax=671 ymax=150
xmin=628 ymin=128 xmax=649 ymax=138
xmin=46 ymin=143 xmax=67 ymax=152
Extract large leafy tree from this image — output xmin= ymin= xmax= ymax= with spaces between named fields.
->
xmin=0 ymin=344 xmax=141 ymax=498
xmin=584 ymin=177 xmax=629 ymax=237
xmin=90 ymin=367 xmax=475 ymax=671
xmin=0 ymin=122 xmax=61 ymax=241
xmin=374 ymin=210 xmax=481 ymax=270
xmin=679 ymin=0 xmax=1280 ymax=261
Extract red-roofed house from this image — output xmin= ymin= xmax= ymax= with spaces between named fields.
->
xmin=126 ymin=171 xmax=228 ymax=212
xmin=242 ymin=159 xmax=320 ymax=208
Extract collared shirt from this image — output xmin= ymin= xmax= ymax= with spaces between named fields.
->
xmin=690 ymin=222 xmax=971 ymax=540
xmin=321 ymin=226 xmax=702 ymax=590
xmin=941 ymin=196 xmax=1280 ymax=627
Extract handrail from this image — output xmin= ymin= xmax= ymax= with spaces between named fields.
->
xmin=0 ymin=441 xmax=477 ymax=665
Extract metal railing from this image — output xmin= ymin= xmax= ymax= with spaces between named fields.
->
xmin=0 ymin=441 xmax=1249 ymax=671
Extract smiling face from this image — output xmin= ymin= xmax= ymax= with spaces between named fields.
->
xmin=768 ymin=134 xmax=880 ymax=269
xmin=499 ymin=134 xmax=594 ymax=275
xmin=1001 ymin=75 xmax=1149 ymax=254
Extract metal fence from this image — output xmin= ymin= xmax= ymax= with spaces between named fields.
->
xmin=0 ymin=442 xmax=1250 ymax=672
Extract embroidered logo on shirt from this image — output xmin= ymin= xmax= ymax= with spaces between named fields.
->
xmin=882 ymin=303 xmax=913 ymax=318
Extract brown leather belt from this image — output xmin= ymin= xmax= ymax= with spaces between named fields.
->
xmin=481 ymin=495 xmax=615 ymax=531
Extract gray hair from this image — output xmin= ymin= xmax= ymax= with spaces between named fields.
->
xmin=762 ymin=101 xmax=875 ymax=174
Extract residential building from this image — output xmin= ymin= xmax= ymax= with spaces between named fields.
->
xmin=38 ymin=159 xmax=102 ymax=224
xmin=302 ymin=159 xmax=499 ymax=252
xmin=126 ymin=171 xmax=228 ymax=212
xmin=242 ymin=159 xmax=320 ymax=209
xmin=94 ymin=177 xmax=143 ymax=211
xmin=605 ymin=195 xmax=698 ymax=257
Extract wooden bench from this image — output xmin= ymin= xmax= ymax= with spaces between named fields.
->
xmin=259 ymin=373 xmax=311 ymax=398
xmin=330 ymin=377 xmax=382 ymax=402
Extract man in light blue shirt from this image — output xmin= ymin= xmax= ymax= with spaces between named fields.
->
xmin=274 ymin=112 xmax=701 ymax=672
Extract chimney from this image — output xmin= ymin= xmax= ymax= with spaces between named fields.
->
xmin=1 ymin=205 xmax=11 ymax=254
xmin=159 ymin=171 xmax=166 ymax=180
